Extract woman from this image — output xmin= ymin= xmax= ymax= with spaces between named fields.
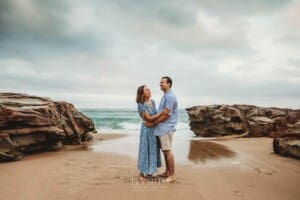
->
xmin=136 ymin=85 xmax=166 ymax=179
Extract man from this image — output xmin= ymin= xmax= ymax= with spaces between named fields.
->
xmin=145 ymin=76 xmax=178 ymax=183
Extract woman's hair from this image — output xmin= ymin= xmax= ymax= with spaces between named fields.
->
xmin=136 ymin=85 xmax=145 ymax=103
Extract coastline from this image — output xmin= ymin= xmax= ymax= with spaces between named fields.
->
xmin=0 ymin=133 xmax=299 ymax=200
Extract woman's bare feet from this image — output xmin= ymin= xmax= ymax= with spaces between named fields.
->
xmin=145 ymin=173 xmax=158 ymax=178
xmin=138 ymin=173 xmax=146 ymax=181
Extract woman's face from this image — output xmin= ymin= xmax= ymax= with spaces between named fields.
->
xmin=143 ymin=86 xmax=151 ymax=99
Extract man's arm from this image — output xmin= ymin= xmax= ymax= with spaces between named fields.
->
xmin=144 ymin=108 xmax=170 ymax=127
xmin=144 ymin=95 xmax=176 ymax=127
xmin=141 ymin=108 xmax=169 ymax=122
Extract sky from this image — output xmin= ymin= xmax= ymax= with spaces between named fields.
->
xmin=0 ymin=0 xmax=299 ymax=109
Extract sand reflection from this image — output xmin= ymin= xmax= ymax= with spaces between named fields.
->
xmin=188 ymin=140 xmax=236 ymax=163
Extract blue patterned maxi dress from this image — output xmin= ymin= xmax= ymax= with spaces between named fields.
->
xmin=137 ymin=100 xmax=162 ymax=175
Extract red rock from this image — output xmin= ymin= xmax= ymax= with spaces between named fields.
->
xmin=0 ymin=93 xmax=96 ymax=162
xmin=186 ymin=104 xmax=300 ymax=138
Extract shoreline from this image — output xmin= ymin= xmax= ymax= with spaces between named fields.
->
xmin=0 ymin=133 xmax=299 ymax=200
xmin=90 ymin=132 xmax=128 ymax=141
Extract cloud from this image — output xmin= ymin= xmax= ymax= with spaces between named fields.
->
xmin=0 ymin=0 xmax=299 ymax=109
xmin=0 ymin=0 xmax=107 ymax=60
xmin=192 ymin=0 xmax=294 ymax=16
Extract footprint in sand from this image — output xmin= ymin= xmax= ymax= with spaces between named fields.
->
xmin=254 ymin=167 xmax=262 ymax=173
xmin=88 ymin=175 xmax=122 ymax=186
xmin=57 ymin=181 xmax=69 ymax=185
xmin=89 ymin=165 xmax=98 ymax=169
xmin=233 ymin=190 xmax=245 ymax=198
xmin=89 ymin=178 xmax=120 ymax=186
xmin=91 ymin=181 xmax=111 ymax=186
xmin=253 ymin=167 xmax=273 ymax=175
xmin=67 ymin=158 xmax=77 ymax=162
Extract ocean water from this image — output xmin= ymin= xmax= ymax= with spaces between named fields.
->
xmin=79 ymin=108 xmax=193 ymax=135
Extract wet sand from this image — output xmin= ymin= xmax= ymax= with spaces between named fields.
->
xmin=0 ymin=133 xmax=299 ymax=200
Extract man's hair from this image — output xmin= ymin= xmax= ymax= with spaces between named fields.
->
xmin=161 ymin=76 xmax=173 ymax=88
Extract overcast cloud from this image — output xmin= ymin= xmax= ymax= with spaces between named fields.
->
xmin=0 ymin=0 xmax=299 ymax=108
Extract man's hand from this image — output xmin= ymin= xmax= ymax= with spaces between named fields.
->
xmin=144 ymin=121 xmax=155 ymax=127
xmin=162 ymin=108 xmax=170 ymax=115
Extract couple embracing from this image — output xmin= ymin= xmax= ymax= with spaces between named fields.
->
xmin=135 ymin=76 xmax=178 ymax=183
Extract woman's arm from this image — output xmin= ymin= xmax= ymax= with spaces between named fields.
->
xmin=141 ymin=109 xmax=169 ymax=122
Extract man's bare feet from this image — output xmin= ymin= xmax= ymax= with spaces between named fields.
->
xmin=165 ymin=175 xmax=176 ymax=183
xmin=158 ymin=172 xmax=170 ymax=177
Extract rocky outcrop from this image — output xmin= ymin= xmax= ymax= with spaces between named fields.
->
xmin=0 ymin=93 xmax=96 ymax=162
xmin=273 ymin=133 xmax=300 ymax=159
xmin=186 ymin=104 xmax=300 ymax=138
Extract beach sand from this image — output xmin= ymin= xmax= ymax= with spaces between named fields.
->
xmin=0 ymin=134 xmax=299 ymax=200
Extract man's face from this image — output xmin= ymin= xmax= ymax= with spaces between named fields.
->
xmin=160 ymin=78 xmax=170 ymax=91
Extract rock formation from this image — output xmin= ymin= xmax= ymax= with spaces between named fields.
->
xmin=0 ymin=93 xmax=96 ymax=162
xmin=273 ymin=132 xmax=300 ymax=159
xmin=186 ymin=105 xmax=300 ymax=159
xmin=186 ymin=104 xmax=300 ymax=138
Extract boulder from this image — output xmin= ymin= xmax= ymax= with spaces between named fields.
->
xmin=186 ymin=104 xmax=300 ymax=138
xmin=273 ymin=134 xmax=300 ymax=160
xmin=0 ymin=93 xmax=96 ymax=162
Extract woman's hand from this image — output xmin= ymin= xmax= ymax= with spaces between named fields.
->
xmin=144 ymin=121 xmax=155 ymax=127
